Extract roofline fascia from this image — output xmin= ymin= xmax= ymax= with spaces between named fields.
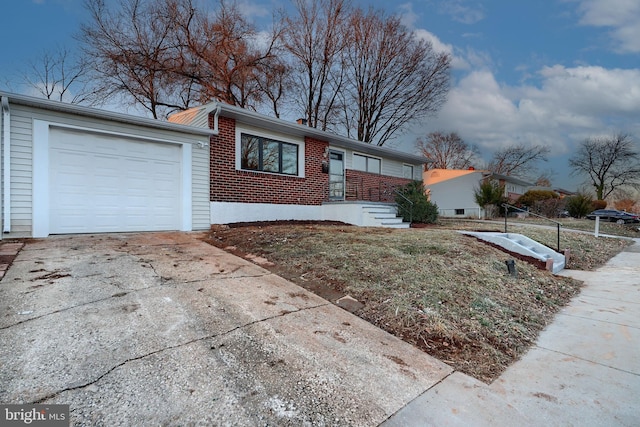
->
xmin=0 ymin=92 xmax=217 ymax=137
xmin=213 ymin=102 xmax=427 ymax=165
xmin=489 ymin=173 xmax=534 ymax=187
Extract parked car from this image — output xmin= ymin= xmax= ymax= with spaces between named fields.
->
xmin=586 ymin=209 xmax=640 ymax=224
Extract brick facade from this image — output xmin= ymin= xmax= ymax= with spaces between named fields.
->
xmin=209 ymin=115 xmax=329 ymax=205
xmin=345 ymin=169 xmax=412 ymax=203
xmin=209 ymin=114 xmax=413 ymax=206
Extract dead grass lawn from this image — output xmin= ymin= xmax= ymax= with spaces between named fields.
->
xmin=205 ymin=222 xmax=632 ymax=383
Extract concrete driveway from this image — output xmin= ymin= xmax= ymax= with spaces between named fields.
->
xmin=0 ymin=232 xmax=451 ymax=426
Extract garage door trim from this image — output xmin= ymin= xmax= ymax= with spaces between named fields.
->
xmin=33 ymin=120 xmax=193 ymax=237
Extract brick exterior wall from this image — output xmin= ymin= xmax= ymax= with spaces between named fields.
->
xmin=209 ymin=115 xmax=329 ymax=205
xmin=209 ymin=113 xmax=413 ymax=206
xmin=345 ymin=170 xmax=412 ymax=202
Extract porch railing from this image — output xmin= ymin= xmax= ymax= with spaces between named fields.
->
xmin=501 ymin=203 xmax=562 ymax=252
xmin=393 ymin=188 xmax=413 ymax=224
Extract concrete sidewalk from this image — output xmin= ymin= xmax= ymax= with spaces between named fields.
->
xmin=0 ymin=232 xmax=452 ymax=426
xmin=382 ymin=239 xmax=640 ymax=426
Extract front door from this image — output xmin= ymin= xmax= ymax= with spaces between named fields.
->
xmin=328 ymin=150 xmax=344 ymax=200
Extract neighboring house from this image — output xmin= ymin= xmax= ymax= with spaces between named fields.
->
xmin=554 ymin=188 xmax=575 ymax=198
xmin=423 ymin=168 xmax=532 ymax=218
xmin=0 ymin=92 xmax=425 ymax=238
xmin=169 ymin=102 xmax=425 ymax=227
xmin=495 ymin=173 xmax=531 ymax=201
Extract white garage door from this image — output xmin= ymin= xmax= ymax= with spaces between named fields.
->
xmin=49 ymin=128 xmax=182 ymax=234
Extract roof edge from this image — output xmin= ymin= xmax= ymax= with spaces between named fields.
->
xmin=0 ymin=91 xmax=217 ymax=137
xmin=180 ymin=101 xmax=427 ymax=165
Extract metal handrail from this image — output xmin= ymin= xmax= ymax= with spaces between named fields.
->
xmin=501 ymin=203 xmax=562 ymax=252
xmin=394 ymin=189 xmax=414 ymax=224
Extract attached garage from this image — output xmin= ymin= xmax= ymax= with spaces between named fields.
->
xmin=0 ymin=92 xmax=215 ymax=238
xmin=49 ymin=128 xmax=183 ymax=234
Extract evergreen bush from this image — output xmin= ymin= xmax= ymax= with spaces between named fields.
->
xmin=395 ymin=181 xmax=439 ymax=223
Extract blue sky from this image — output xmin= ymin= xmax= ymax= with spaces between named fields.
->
xmin=1 ymin=0 xmax=639 ymax=191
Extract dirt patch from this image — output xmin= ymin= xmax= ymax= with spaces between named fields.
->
xmin=203 ymin=221 xmax=627 ymax=383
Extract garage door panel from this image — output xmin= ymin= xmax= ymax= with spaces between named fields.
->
xmin=49 ymin=129 xmax=182 ymax=234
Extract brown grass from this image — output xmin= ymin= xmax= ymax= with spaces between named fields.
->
xmin=205 ymin=221 xmax=632 ymax=383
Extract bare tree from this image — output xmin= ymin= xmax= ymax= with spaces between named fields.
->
xmin=23 ymin=47 xmax=92 ymax=104
xmin=174 ymin=0 xmax=281 ymax=109
xmin=488 ymin=143 xmax=549 ymax=177
xmin=343 ymin=8 xmax=450 ymax=146
xmin=569 ymin=133 xmax=640 ymax=200
xmin=533 ymin=169 xmax=555 ymax=187
xmin=81 ymin=0 xmax=282 ymax=117
xmin=80 ymin=0 xmax=189 ymax=118
xmin=282 ymin=0 xmax=351 ymax=130
xmin=254 ymin=56 xmax=291 ymax=118
xmin=417 ymin=131 xmax=478 ymax=170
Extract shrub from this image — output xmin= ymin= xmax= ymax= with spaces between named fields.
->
xmin=566 ymin=193 xmax=594 ymax=218
xmin=517 ymin=190 xmax=559 ymax=208
xmin=614 ymin=198 xmax=636 ymax=212
xmin=395 ymin=181 xmax=439 ymax=223
xmin=592 ymin=199 xmax=607 ymax=210
xmin=474 ymin=180 xmax=506 ymax=218
xmin=532 ymin=198 xmax=566 ymax=218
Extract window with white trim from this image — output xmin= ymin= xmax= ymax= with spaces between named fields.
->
xmin=403 ymin=164 xmax=414 ymax=179
xmin=240 ymin=133 xmax=298 ymax=175
xmin=353 ymin=153 xmax=381 ymax=174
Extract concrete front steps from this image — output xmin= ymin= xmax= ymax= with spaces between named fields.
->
xmin=461 ymin=231 xmax=566 ymax=273
xmin=361 ymin=204 xmax=410 ymax=229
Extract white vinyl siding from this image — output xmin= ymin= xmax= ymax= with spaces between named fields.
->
xmin=338 ymin=146 xmax=422 ymax=180
xmin=9 ymin=111 xmax=32 ymax=236
xmin=191 ymin=138 xmax=210 ymax=230
xmin=425 ymin=171 xmax=483 ymax=215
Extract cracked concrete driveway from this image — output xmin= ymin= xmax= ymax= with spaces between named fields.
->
xmin=0 ymin=232 xmax=451 ymax=426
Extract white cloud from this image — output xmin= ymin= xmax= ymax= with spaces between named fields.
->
xmin=235 ymin=0 xmax=272 ymax=20
xmin=438 ymin=0 xmax=485 ymax=24
xmin=413 ymin=65 xmax=640 ymax=157
xmin=413 ymin=29 xmax=469 ymax=69
xmin=399 ymin=3 xmax=491 ymax=71
xmin=574 ymin=0 xmax=640 ymax=53
xmin=533 ymin=65 xmax=640 ymax=116
xmin=398 ymin=2 xmax=420 ymax=28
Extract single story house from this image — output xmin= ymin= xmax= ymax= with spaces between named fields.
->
xmin=424 ymin=168 xmax=532 ymax=218
xmin=169 ymin=102 xmax=425 ymax=227
xmin=0 ymin=92 xmax=425 ymax=238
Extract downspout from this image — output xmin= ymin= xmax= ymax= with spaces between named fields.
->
xmin=1 ymin=96 xmax=10 ymax=234
xmin=212 ymin=104 xmax=221 ymax=133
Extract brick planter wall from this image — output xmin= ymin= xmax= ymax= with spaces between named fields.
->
xmin=345 ymin=170 xmax=412 ymax=202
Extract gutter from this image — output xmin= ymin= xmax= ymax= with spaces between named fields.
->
xmin=0 ymin=91 xmax=217 ymax=138
xmin=1 ymin=96 xmax=10 ymax=233
xmin=212 ymin=102 xmax=428 ymax=165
